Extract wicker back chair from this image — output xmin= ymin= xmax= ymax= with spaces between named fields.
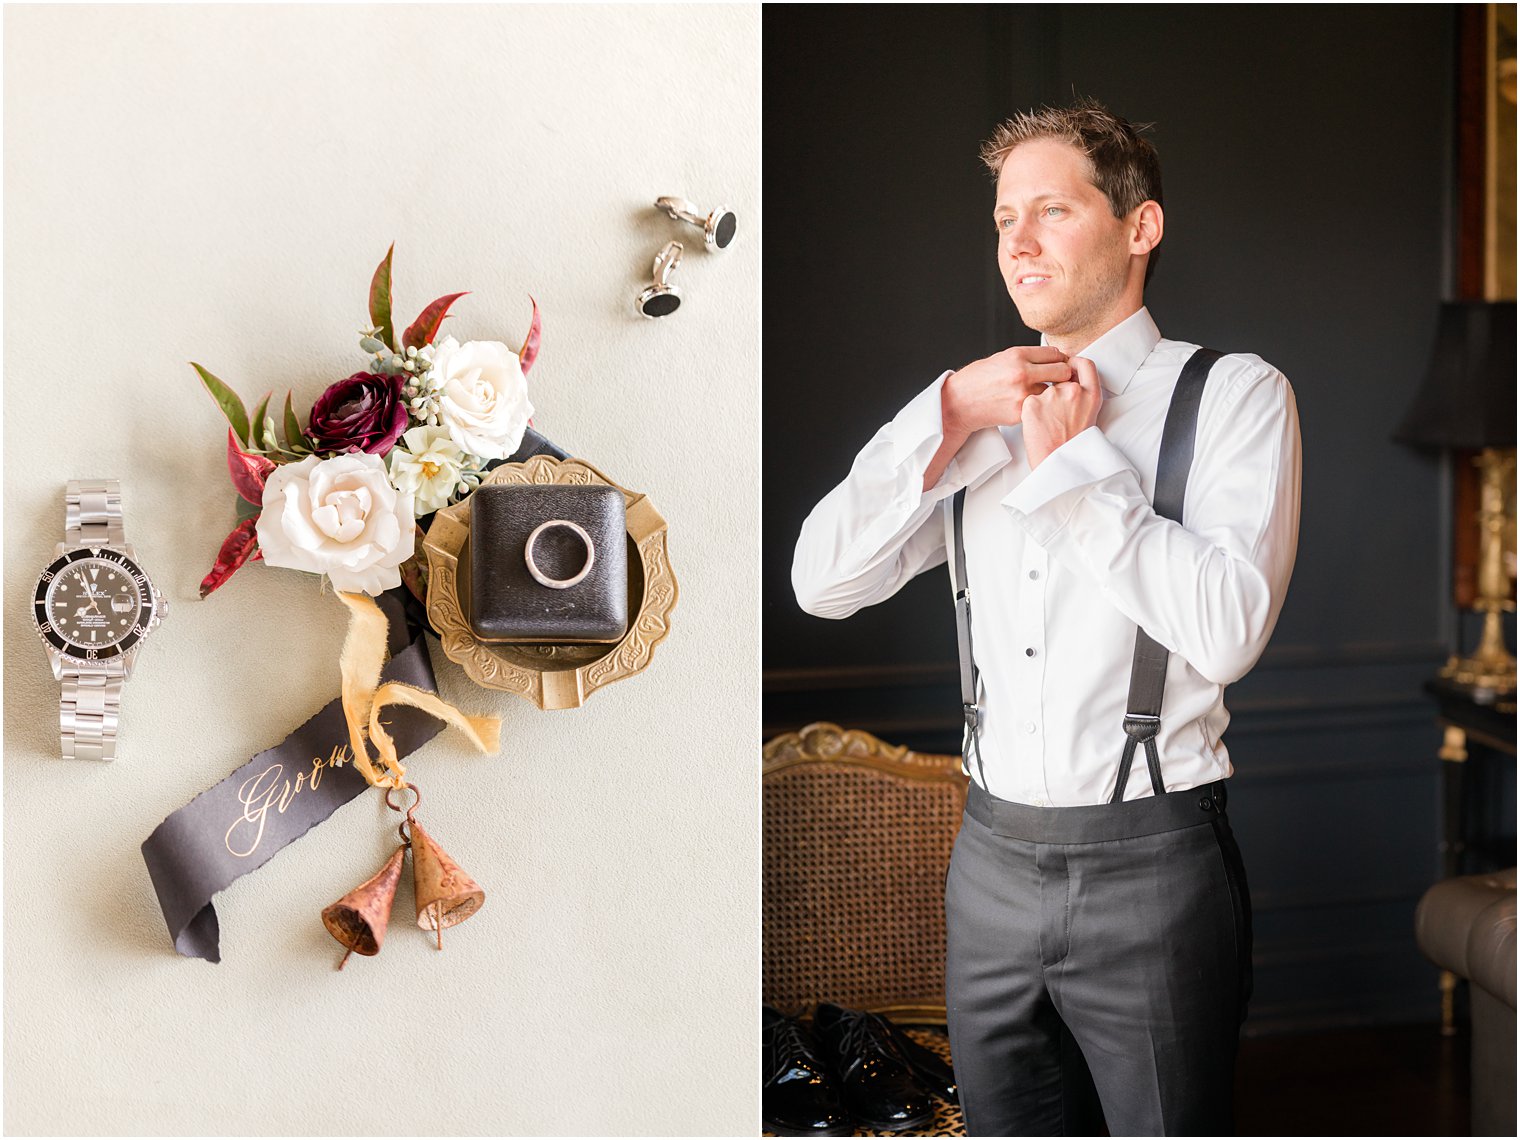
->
xmin=763 ymin=721 xmax=969 ymax=1024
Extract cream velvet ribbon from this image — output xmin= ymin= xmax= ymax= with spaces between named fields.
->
xmin=336 ymin=591 xmax=500 ymax=789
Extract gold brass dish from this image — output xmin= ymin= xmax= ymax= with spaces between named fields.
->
xmin=422 ymin=455 xmax=677 ymax=709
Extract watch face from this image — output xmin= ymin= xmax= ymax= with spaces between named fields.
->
xmin=34 ymin=548 xmax=155 ymax=661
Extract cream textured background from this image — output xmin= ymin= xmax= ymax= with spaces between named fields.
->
xmin=4 ymin=5 xmax=759 ymax=1135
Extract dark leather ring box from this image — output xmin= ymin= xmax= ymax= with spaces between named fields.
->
xmin=468 ymin=484 xmax=628 ymax=645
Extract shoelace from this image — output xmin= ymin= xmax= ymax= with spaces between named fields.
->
xmin=833 ymin=1010 xmax=901 ymax=1069
xmin=766 ymin=1015 xmax=822 ymax=1084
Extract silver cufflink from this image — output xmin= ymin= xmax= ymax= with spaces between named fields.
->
xmin=655 ymin=196 xmax=737 ymax=252
xmin=636 ymin=241 xmax=684 ymax=319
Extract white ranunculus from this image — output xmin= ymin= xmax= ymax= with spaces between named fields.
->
xmin=430 ymin=335 xmax=533 ymax=460
xmin=256 ymin=453 xmax=416 ymax=595
xmin=388 ymin=424 xmax=476 ymax=514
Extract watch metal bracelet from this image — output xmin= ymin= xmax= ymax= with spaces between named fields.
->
xmin=60 ymin=478 xmax=128 ymax=760
xmin=66 ymin=478 xmax=126 ymax=548
xmin=61 ymin=666 xmax=125 ymax=762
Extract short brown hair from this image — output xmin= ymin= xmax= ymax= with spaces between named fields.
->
xmin=980 ymin=96 xmax=1163 ymax=287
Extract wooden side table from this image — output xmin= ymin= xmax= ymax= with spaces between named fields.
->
xmin=1422 ymin=677 xmax=1516 ymax=1034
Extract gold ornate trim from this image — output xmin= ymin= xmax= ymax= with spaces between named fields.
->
xmin=762 ymin=721 xmax=967 ymax=785
xmin=421 ymin=455 xmax=678 ymax=710
xmin=790 ymin=1001 xmax=948 ymax=1028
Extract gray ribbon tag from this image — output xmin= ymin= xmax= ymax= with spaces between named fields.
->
xmin=140 ymin=590 xmax=441 ymax=962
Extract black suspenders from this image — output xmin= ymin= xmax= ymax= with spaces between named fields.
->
xmin=951 ymin=490 xmax=986 ymax=788
xmin=951 ymin=347 xmax=1223 ymax=803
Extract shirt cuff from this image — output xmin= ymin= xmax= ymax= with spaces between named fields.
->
xmin=1001 ymin=426 xmax=1135 ymax=543
xmin=887 ymin=371 xmax=1014 ymax=496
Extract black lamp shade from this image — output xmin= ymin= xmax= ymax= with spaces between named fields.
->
xmin=1394 ymin=301 xmax=1517 ymax=449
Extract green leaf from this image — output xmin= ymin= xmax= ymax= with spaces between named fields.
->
xmin=249 ymin=391 xmax=272 ymax=448
xmin=283 ymin=390 xmax=304 ymax=450
xmin=235 ymin=495 xmax=261 ymax=523
xmin=192 ymin=363 xmax=250 ymax=445
xmin=262 ymin=416 xmax=279 ymax=451
xmin=369 ymin=243 xmax=396 ymax=353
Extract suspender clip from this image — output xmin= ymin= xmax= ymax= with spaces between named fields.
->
xmin=1122 ymin=713 xmax=1160 ymax=742
xmin=962 ymin=702 xmax=979 ymax=732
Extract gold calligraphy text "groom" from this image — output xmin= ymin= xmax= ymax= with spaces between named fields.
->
xmin=225 ymin=748 xmax=349 ymax=859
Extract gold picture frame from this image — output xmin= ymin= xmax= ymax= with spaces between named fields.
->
xmin=1485 ymin=2 xmax=1516 ymax=298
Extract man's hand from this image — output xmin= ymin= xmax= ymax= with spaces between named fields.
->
xmin=922 ymin=346 xmax=1071 ymax=490
xmin=942 ymin=345 xmax=1073 ymax=438
xmin=1021 ymin=356 xmax=1103 ymax=470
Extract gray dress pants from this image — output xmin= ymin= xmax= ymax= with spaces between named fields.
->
xmin=945 ymin=780 xmax=1252 ymax=1137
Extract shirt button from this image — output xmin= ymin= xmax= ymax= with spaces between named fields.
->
xmin=1028 ymin=570 xmax=1040 ymax=580
xmin=1025 ymin=722 xmax=1037 ymax=734
xmin=1025 ymin=647 xmax=1037 ymax=657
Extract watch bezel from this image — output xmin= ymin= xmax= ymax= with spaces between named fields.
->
xmin=33 ymin=547 xmax=157 ymax=663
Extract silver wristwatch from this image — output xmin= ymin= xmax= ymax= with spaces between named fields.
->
xmin=31 ymin=479 xmax=166 ymax=761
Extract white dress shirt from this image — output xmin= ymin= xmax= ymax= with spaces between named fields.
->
xmin=792 ymin=307 xmax=1302 ymax=806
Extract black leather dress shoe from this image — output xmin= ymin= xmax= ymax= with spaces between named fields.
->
xmin=812 ymin=1003 xmax=934 ymax=1133
xmin=763 ymin=1007 xmax=851 ymax=1136
xmin=879 ymin=1017 xmax=957 ymax=1103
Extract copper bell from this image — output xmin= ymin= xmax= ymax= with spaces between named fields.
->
xmin=409 ymin=820 xmax=485 ymax=949
xmin=322 ymin=845 xmax=406 ymax=968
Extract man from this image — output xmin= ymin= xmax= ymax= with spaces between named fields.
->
xmin=791 ymin=98 xmax=1301 ymax=1135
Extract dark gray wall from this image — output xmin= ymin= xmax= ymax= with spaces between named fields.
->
xmin=762 ymin=4 xmax=1494 ymax=1033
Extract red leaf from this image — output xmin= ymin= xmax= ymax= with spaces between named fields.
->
xmin=402 ymin=292 xmax=469 ymax=351
xmin=519 ymin=294 xmax=542 ymax=374
xmin=227 ymin=428 xmax=275 ymax=505
xmin=199 ymin=518 xmax=260 ymax=599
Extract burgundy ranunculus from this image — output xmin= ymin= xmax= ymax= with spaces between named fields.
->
xmin=307 ymin=372 xmax=409 ymax=455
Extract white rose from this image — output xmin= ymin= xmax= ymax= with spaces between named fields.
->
xmin=430 ymin=336 xmax=533 ymax=461
xmin=388 ymin=424 xmax=476 ymax=514
xmin=256 ymin=453 xmax=416 ymax=595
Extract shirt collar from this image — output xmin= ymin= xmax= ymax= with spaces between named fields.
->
xmin=1037 ymin=306 xmax=1161 ymax=397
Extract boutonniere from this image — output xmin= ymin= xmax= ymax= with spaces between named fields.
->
xmin=193 ymin=243 xmax=541 ymax=601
